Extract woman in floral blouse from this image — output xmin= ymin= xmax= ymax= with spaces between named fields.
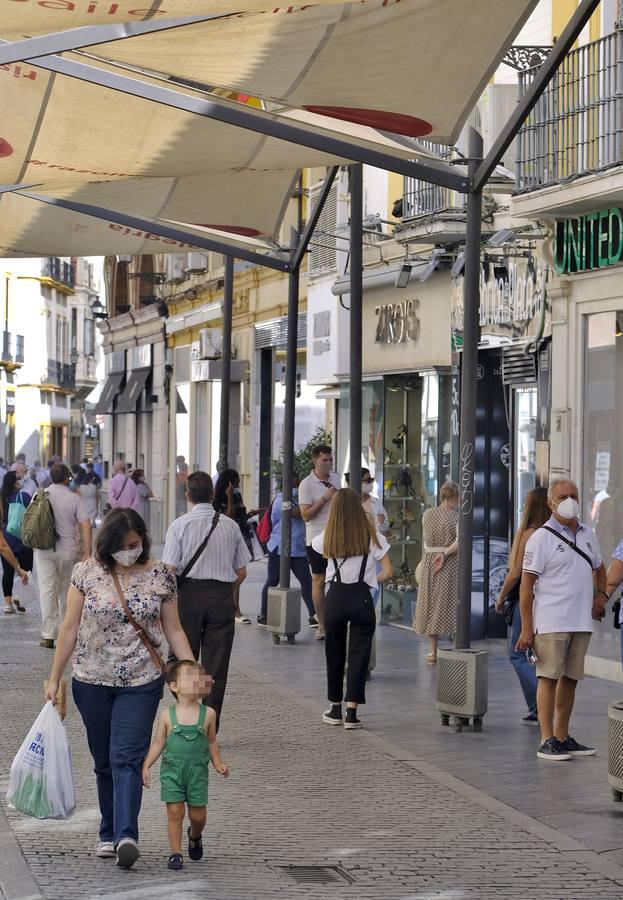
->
xmin=46 ymin=508 xmax=193 ymax=870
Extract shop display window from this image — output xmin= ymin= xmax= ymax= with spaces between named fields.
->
xmin=380 ymin=373 xmax=451 ymax=626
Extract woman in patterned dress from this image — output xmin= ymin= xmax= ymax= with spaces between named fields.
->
xmin=45 ymin=508 xmax=193 ymax=869
xmin=413 ymin=481 xmax=459 ymax=664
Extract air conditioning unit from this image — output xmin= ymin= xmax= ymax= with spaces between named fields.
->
xmin=436 ymin=647 xmax=488 ymax=732
xmin=267 ymin=586 xmax=301 ymax=644
xmin=608 ymin=702 xmax=623 ymax=800
xmin=165 ymin=254 xmax=187 ymax=284
xmin=199 ymin=328 xmax=221 ymax=360
xmin=184 ymin=252 xmax=209 ymax=274
xmin=117 ymin=255 xmax=132 ymax=263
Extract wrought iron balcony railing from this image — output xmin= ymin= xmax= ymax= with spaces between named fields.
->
xmin=402 ymin=143 xmax=467 ymax=220
xmin=516 ymin=30 xmax=623 ymax=193
xmin=44 ymin=360 xmax=75 ymax=389
xmin=43 ymin=257 xmax=75 ymax=289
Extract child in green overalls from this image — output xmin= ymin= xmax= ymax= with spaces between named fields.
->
xmin=142 ymin=660 xmax=230 ymax=870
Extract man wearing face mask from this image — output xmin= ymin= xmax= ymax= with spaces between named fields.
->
xmin=299 ymin=445 xmax=341 ymax=639
xmin=516 ymin=478 xmax=608 ymax=762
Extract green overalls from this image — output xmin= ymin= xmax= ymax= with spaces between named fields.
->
xmin=160 ymin=704 xmax=210 ymax=806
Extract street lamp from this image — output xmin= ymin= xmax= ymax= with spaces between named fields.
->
xmin=91 ymin=299 xmax=108 ymax=320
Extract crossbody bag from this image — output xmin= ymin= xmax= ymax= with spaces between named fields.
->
xmin=176 ymin=513 xmax=220 ymax=588
xmin=111 ymin=569 xmax=165 ymax=673
xmin=541 ymin=525 xmax=594 ymax=570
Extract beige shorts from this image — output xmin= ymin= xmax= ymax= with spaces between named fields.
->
xmin=533 ymin=631 xmax=592 ymax=681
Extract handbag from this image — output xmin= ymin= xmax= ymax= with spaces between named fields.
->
xmin=502 ymin=582 xmax=520 ymax=626
xmin=111 ymin=569 xmax=165 ymax=673
xmin=7 ymin=491 xmax=26 ymax=539
xmin=176 ymin=513 xmax=220 ymax=588
xmin=613 ymin=597 xmax=621 ymax=630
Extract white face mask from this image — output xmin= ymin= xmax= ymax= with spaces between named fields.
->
xmin=362 ymin=482 xmax=374 ymax=494
xmin=556 ymin=497 xmax=580 ymax=520
xmin=316 ymin=460 xmax=332 ymax=475
xmin=112 ymin=545 xmax=143 ymax=567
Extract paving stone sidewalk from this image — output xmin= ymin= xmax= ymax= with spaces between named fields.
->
xmin=2 ymin=568 xmax=623 ymax=899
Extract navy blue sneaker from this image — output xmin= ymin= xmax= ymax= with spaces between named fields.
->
xmin=558 ymin=736 xmax=596 ymax=757
xmin=167 ymin=853 xmax=183 ymax=870
xmin=536 ymin=737 xmax=571 ymax=761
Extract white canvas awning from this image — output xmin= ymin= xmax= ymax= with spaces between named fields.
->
xmin=0 ymin=0 xmax=538 ymax=259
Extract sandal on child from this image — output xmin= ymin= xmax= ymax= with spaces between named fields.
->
xmin=187 ymin=826 xmax=204 ymax=861
xmin=167 ymin=853 xmax=183 ymax=871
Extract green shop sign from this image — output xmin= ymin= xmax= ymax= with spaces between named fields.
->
xmin=554 ymin=208 xmax=623 ymax=274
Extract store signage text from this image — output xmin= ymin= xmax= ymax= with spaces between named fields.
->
xmin=554 ymin=208 xmax=623 ymax=274
xmin=451 ymin=259 xmax=547 ymax=340
xmin=374 ymin=299 xmax=420 ymax=345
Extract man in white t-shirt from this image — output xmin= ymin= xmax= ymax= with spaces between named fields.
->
xmin=298 ymin=445 xmax=340 ymax=638
xmin=516 ymin=478 xmax=607 ymax=762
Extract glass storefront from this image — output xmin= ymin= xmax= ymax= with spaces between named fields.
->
xmin=337 ymin=372 xmax=451 ymax=627
xmin=513 ymin=386 xmax=538 ymax=531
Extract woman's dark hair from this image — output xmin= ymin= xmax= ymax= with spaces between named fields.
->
xmin=84 ymin=470 xmax=99 ymax=485
xmin=95 ymin=508 xmax=151 ymax=571
xmin=0 ymin=471 xmax=19 ymax=519
xmin=213 ymin=468 xmax=240 ymax=509
xmin=131 ymin=468 xmax=144 ymax=485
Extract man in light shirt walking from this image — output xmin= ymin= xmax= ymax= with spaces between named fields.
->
xmin=162 ymin=471 xmax=250 ymax=726
xmin=516 ymin=478 xmax=607 ymax=761
xmin=299 ymin=445 xmax=340 ymax=639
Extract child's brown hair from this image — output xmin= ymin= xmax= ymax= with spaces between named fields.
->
xmin=165 ymin=659 xmax=205 ymax=699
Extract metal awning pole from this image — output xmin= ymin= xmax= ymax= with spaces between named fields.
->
xmin=349 ymin=164 xmax=363 ymax=495
xmin=455 ymin=127 xmax=483 ymax=650
xmin=218 ymin=255 xmax=233 ymax=473
xmin=279 ymin=229 xmax=300 ymax=589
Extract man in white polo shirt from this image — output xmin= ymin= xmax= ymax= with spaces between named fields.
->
xmin=517 ymin=478 xmax=607 ymax=761
xmin=299 ymin=445 xmax=340 ymax=639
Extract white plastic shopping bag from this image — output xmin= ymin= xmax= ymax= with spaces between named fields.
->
xmin=12 ymin=573 xmax=38 ymax=608
xmin=7 ymin=701 xmax=75 ymax=819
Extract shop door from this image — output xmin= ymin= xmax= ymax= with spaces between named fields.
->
xmin=472 ymin=349 xmax=510 ymax=640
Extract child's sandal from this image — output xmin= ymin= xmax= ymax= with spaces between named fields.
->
xmin=167 ymin=853 xmax=183 ymax=871
xmin=187 ymin=826 xmax=203 ymax=861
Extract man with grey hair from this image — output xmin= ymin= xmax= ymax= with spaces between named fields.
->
xmin=516 ymin=478 xmax=608 ymax=761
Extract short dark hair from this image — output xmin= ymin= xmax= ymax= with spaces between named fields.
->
xmin=311 ymin=445 xmax=332 ymax=460
xmin=165 ymin=659 xmax=204 ymax=698
xmin=50 ymin=463 xmax=71 ymax=484
xmin=186 ymin=471 xmax=214 ymax=504
xmin=95 ymin=508 xmax=151 ymax=571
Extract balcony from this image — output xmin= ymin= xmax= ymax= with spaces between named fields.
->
xmin=395 ymin=143 xmax=469 ymax=245
xmin=43 ymin=359 xmax=75 ymax=390
xmin=42 ymin=257 xmax=76 ymax=292
xmin=0 ymin=331 xmax=24 ymax=369
xmin=516 ymin=31 xmax=623 ymax=197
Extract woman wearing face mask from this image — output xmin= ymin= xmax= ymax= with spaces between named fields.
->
xmin=258 ymin=475 xmax=315 ymax=627
xmin=213 ymin=468 xmax=257 ymax=624
xmin=0 ymin=470 xmax=32 ymax=613
xmin=131 ymin=468 xmax=154 ymax=530
xmin=45 ymin=508 xmax=193 ymax=869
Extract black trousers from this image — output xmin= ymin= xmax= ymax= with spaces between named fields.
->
xmin=324 ymin=585 xmax=376 ymax=704
xmin=176 ymin=579 xmax=235 ymax=725
xmin=2 ymin=547 xmax=33 ymax=597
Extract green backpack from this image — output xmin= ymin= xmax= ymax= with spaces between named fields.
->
xmin=21 ymin=490 xmax=56 ymax=550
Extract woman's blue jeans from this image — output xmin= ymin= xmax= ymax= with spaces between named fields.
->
xmin=73 ymin=676 xmax=163 ymax=845
xmin=508 ymin=607 xmax=537 ymax=715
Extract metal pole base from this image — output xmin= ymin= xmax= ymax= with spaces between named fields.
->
xmin=267 ymin=586 xmax=301 ymax=645
xmin=436 ymin=647 xmax=488 ymax=733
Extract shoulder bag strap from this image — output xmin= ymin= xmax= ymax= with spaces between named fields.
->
xmin=111 ymin=570 xmax=164 ymax=672
xmin=541 ymin=525 xmax=594 ymax=570
xmin=178 ymin=513 xmax=221 ymax=583
xmin=358 ymin=553 xmax=369 ymax=583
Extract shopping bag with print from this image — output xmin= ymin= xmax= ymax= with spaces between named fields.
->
xmin=7 ymin=701 xmax=75 ymax=819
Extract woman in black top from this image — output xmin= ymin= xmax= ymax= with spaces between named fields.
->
xmin=213 ymin=469 xmax=257 ymax=624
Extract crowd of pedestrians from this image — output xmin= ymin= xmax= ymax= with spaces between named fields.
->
xmin=2 ymin=438 xmax=620 ymax=869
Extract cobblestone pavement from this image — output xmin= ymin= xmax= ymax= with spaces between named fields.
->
xmin=2 ymin=569 xmax=623 ymax=899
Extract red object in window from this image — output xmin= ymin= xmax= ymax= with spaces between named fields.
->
xmin=193 ymin=224 xmax=262 ymax=237
xmin=0 ymin=138 xmax=14 ymax=158
xmin=303 ymin=106 xmax=432 ymax=138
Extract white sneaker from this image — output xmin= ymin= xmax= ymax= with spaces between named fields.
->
xmin=315 ymin=628 xmax=325 ymax=641
xmin=116 ymin=838 xmax=140 ymax=869
xmin=96 ymin=841 xmax=116 ymax=858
